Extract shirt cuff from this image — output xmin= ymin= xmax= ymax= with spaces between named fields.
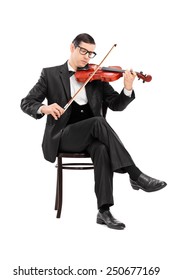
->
xmin=37 ymin=105 xmax=45 ymax=115
xmin=123 ymin=88 xmax=132 ymax=97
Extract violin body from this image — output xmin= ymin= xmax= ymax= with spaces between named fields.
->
xmin=75 ymin=64 xmax=123 ymax=83
xmin=75 ymin=64 xmax=152 ymax=83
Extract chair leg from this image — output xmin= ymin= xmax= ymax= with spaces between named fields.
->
xmin=55 ymin=157 xmax=63 ymax=218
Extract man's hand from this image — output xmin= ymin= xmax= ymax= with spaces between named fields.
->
xmin=123 ymin=69 xmax=136 ymax=91
xmin=40 ymin=103 xmax=65 ymax=120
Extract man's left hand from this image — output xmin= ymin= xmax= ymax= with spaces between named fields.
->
xmin=123 ymin=69 xmax=136 ymax=91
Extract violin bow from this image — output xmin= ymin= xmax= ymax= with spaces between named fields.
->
xmin=64 ymin=44 xmax=117 ymax=111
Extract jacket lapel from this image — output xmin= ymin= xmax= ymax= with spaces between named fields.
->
xmin=58 ymin=62 xmax=71 ymax=101
xmin=86 ymin=82 xmax=98 ymax=115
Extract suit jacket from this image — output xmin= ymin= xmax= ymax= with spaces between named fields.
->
xmin=21 ymin=61 xmax=135 ymax=163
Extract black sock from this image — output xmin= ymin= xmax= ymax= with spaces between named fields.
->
xmin=123 ymin=165 xmax=142 ymax=181
xmin=99 ymin=204 xmax=110 ymax=213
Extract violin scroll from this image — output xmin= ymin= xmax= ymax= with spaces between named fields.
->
xmin=137 ymin=71 xmax=152 ymax=83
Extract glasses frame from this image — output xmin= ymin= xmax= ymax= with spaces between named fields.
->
xmin=77 ymin=45 xmax=97 ymax=59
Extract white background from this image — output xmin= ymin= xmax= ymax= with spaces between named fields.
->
xmin=0 ymin=0 xmax=173 ymax=279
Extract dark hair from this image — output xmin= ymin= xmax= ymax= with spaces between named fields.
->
xmin=72 ymin=33 xmax=95 ymax=47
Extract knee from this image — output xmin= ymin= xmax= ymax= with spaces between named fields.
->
xmin=90 ymin=141 xmax=109 ymax=157
xmin=92 ymin=116 xmax=106 ymax=126
xmin=92 ymin=143 xmax=110 ymax=165
xmin=93 ymin=116 xmax=105 ymax=122
xmin=96 ymin=143 xmax=108 ymax=154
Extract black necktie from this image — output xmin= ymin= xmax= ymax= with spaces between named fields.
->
xmin=69 ymin=71 xmax=75 ymax=77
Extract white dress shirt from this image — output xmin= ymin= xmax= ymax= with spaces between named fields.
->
xmin=68 ymin=62 xmax=88 ymax=105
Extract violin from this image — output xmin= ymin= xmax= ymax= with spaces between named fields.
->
xmin=75 ymin=64 xmax=152 ymax=83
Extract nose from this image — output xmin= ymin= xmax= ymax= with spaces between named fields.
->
xmin=83 ymin=52 xmax=88 ymax=57
xmin=84 ymin=53 xmax=90 ymax=60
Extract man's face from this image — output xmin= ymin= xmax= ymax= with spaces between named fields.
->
xmin=70 ymin=42 xmax=96 ymax=69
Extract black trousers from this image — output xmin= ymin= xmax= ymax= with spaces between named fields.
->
xmin=59 ymin=116 xmax=135 ymax=209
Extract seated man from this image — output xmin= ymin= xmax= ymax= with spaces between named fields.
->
xmin=21 ymin=33 xmax=167 ymax=230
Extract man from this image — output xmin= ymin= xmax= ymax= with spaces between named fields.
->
xmin=21 ymin=33 xmax=166 ymax=230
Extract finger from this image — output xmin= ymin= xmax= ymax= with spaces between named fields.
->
xmin=55 ymin=108 xmax=64 ymax=118
xmin=133 ymin=71 xmax=137 ymax=77
xmin=51 ymin=112 xmax=58 ymax=120
xmin=123 ymin=71 xmax=128 ymax=78
xmin=131 ymin=70 xmax=137 ymax=78
xmin=54 ymin=104 xmax=65 ymax=115
xmin=54 ymin=109 xmax=62 ymax=118
xmin=58 ymin=107 xmax=65 ymax=115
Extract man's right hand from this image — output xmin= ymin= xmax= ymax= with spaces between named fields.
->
xmin=40 ymin=103 xmax=65 ymax=120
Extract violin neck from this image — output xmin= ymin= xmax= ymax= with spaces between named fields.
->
xmin=101 ymin=67 xmax=152 ymax=83
xmin=102 ymin=67 xmax=125 ymax=74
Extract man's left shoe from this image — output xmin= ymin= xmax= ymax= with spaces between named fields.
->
xmin=130 ymin=173 xmax=167 ymax=192
xmin=96 ymin=210 xmax=125 ymax=230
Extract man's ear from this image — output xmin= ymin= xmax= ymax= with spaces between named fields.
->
xmin=70 ymin=43 xmax=75 ymax=53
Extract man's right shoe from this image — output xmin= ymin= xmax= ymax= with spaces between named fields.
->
xmin=97 ymin=210 xmax=125 ymax=230
xmin=130 ymin=173 xmax=167 ymax=192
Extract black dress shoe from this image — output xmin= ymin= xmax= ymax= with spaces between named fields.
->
xmin=96 ymin=210 xmax=125 ymax=230
xmin=130 ymin=173 xmax=167 ymax=192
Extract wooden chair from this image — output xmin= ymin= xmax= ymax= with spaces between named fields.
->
xmin=55 ymin=152 xmax=94 ymax=218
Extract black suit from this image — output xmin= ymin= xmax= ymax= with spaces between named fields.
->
xmin=21 ymin=61 xmax=136 ymax=208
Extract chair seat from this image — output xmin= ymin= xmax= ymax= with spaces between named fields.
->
xmin=58 ymin=152 xmax=90 ymax=158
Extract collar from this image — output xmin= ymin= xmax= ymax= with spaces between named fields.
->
xmin=67 ymin=61 xmax=76 ymax=72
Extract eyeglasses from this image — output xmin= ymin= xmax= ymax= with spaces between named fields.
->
xmin=77 ymin=45 xmax=97 ymax=58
